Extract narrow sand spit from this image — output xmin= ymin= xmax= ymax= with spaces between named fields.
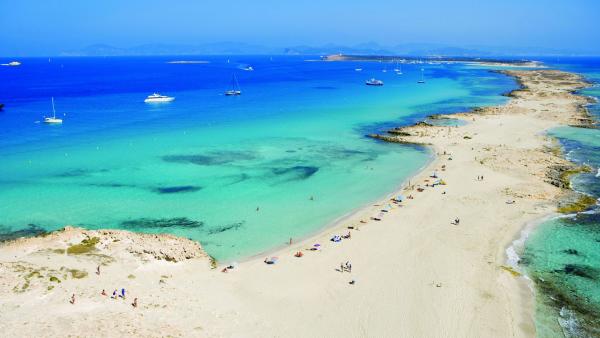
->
xmin=0 ymin=69 xmax=592 ymax=337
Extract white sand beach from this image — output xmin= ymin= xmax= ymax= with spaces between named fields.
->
xmin=0 ymin=69 xmax=592 ymax=337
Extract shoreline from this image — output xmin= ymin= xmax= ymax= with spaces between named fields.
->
xmin=0 ymin=67 xmax=594 ymax=337
xmin=232 ymin=148 xmax=436 ymax=265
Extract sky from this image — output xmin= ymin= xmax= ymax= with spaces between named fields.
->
xmin=1 ymin=0 xmax=600 ymax=56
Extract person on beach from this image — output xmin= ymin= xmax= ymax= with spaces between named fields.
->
xmin=345 ymin=261 xmax=352 ymax=273
xmin=70 ymin=294 xmax=75 ymax=304
xmin=120 ymin=288 xmax=126 ymax=299
xmin=111 ymin=289 xmax=118 ymax=299
xmin=96 ymin=265 xmax=100 ymax=275
xmin=289 ymin=237 xmax=293 ymax=245
xmin=101 ymin=289 xmax=107 ymax=296
xmin=132 ymin=298 xmax=138 ymax=308
xmin=340 ymin=262 xmax=345 ymax=273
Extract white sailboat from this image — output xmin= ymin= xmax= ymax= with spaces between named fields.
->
xmin=394 ymin=61 xmax=402 ymax=74
xmin=225 ymin=73 xmax=242 ymax=96
xmin=44 ymin=97 xmax=63 ymax=124
xmin=417 ymin=68 xmax=426 ymax=84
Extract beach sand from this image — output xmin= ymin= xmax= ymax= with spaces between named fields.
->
xmin=0 ymin=69 xmax=592 ymax=337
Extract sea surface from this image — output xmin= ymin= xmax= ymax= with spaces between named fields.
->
xmin=519 ymin=57 xmax=600 ymax=337
xmin=0 ymin=56 xmax=515 ymax=261
xmin=3 ymin=54 xmax=600 ymax=334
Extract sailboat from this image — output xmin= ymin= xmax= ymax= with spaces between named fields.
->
xmin=394 ymin=62 xmax=402 ymax=74
xmin=44 ymin=97 xmax=63 ymax=124
xmin=225 ymin=73 xmax=242 ymax=96
xmin=417 ymin=68 xmax=425 ymax=84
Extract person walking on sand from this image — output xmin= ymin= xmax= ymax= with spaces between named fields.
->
xmin=96 ymin=265 xmax=101 ymax=275
xmin=70 ymin=294 xmax=75 ymax=304
xmin=120 ymin=288 xmax=126 ymax=299
xmin=346 ymin=261 xmax=352 ymax=273
xmin=132 ymin=298 xmax=138 ymax=308
xmin=340 ymin=262 xmax=345 ymax=273
xmin=111 ymin=289 xmax=118 ymax=299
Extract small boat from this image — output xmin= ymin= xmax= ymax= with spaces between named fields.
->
xmin=366 ymin=78 xmax=384 ymax=86
xmin=144 ymin=93 xmax=175 ymax=103
xmin=225 ymin=73 xmax=242 ymax=96
xmin=243 ymin=65 xmax=254 ymax=71
xmin=394 ymin=62 xmax=402 ymax=74
xmin=417 ymin=68 xmax=426 ymax=84
xmin=355 ymin=68 xmax=363 ymax=71
xmin=44 ymin=97 xmax=63 ymax=124
xmin=1 ymin=61 xmax=21 ymax=66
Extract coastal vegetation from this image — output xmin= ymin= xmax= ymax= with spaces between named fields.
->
xmin=557 ymin=194 xmax=598 ymax=214
xmin=66 ymin=237 xmax=100 ymax=254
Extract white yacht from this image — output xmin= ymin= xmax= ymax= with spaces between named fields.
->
xmin=365 ymin=78 xmax=384 ymax=86
xmin=355 ymin=68 xmax=363 ymax=71
xmin=44 ymin=97 xmax=63 ymax=124
xmin=1 ymin=61 xmax=21 ymax=66
xmin=144 ymin=93 xmax=175 ymax=103
xmin=243 ymin=65 xmax=254 ymax=71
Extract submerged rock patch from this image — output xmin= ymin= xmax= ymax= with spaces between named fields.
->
xmin=206 ymin=221 xmax=244 ymax=235
xmin=0 ymin=224 xmax=48 ymax=242
xmin=154 ymin=186 xmax=202 ymax=194
xmin=272 ymin=165 xmax=319 ymax=180
xmin=162 ymin=151 xmax=257 ymax=166
xmin=120 ymin=217 xmax=204 ymax=229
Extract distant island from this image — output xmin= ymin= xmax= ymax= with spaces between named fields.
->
xmin=322 ymin=54 xmax=543 ymax=67
xmin=166 ymin=60 xmax=210 ymax=64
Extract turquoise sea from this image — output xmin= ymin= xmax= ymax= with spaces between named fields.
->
xmin=520 ymin=57 xmax=600 ymax=337
xmin=0 ymin=56 xmax=515 ymax=261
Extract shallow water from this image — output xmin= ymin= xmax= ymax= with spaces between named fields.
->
xmin=0 ymin=56 xmax=515 ymax=260
xmin=520 ymin=57 xmax=600 ymax=337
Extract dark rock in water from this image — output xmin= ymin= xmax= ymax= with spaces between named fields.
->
xmin=558 ymin=264 xmax=596 ymax=280
xmin=154 ymin=186 xmax=201 ymax=194
xmin=272 ymin=166 xmax=319 ymax=180
xmin=206 ymin=221 xmax=244 ymax=235
xmin=0 ymin=103 xmax=4 ymax=110
xmin=120 ymin=217 xmax=203 ymax=229
xmin=0 ymin=224 xmax=48 ymax=242
xmin=162 ymin=151 xmax=256 ymax=166
xmin=545 ymin=164 xmax=591 ymax=190
xmin=89 ymin=182 xmax=136 ymax=188
xmin=56 ymin=168 xmax=109 ymax=178
xmin=562 ymin=249 xmax=580 ymax=256
xmin=414 ymin=121 xmax=433 ymax=127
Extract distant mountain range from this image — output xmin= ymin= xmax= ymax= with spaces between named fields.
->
xmin=60 ymin=42 xmax=596 ymax=57
xmin=60 ymin=42 xmax=278 ymax=57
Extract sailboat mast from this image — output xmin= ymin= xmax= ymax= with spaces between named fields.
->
xmin=52 ymin=97 xmax=56 ymax=118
